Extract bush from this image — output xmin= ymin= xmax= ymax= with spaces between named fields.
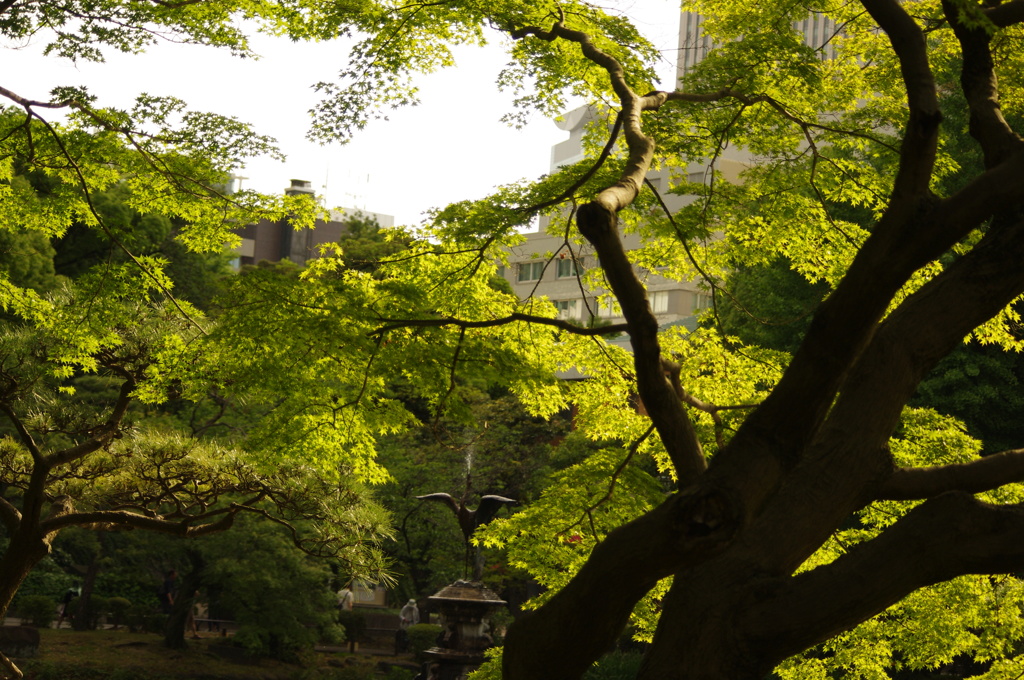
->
xmin=17 ymin=595 xmax=56 ymax=628
xmin=405 ymin=623 xmax=441 ymax=662
xmin=336 ymin=610 xmax=367 ymax=644
xmin=80 ymin=595 xmax=109 ymax=630
xmin=107 ymin=597 xmax=132 ymax=629
xmin=125 ymin=604 xmax=166 ymax=634
xmin=583 ymin=650 xmax=644 ymax=680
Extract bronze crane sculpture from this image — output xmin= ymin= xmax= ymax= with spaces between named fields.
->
xmin=416 ymin=491 xmax=515 ymax=580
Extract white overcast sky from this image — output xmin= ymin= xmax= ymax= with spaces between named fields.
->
xmin=7 ymin=1 xmax=681 ymax=227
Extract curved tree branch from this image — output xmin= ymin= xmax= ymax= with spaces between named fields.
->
xmin=46 ymin=370 xmax=136 ymax=468
xmin=986 ymin=0 xmax=1024 ymax=27
xmin=518 ymin=111 xmax=624 ymax=215
xmin=0 ymin=496 xmax=20 ymax=534
xmin=860 ymin=0 xmax=941 ymax=198
xmin=0 ymin=403 xmax=43 ymax=465
xmin=370 ymin=312 xmax=628 ymax=337
xmin=880 ymin=448 xmax=1024 ymax=500
xmin=743 ymin=493 xmax=1024 ymax=669
xmin=942 ymin=0 xmax=1024 ymax=168
xmin=39 ymin=506 xmax=239 ymax=536
xmin=504 ymin=487 xmax=741 ymax=680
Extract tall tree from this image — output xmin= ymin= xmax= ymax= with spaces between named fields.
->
xmin=6 ymin=0 xmax=1024 ymax=678
xmin=303 ymin=2 xmax=1024 ymax=679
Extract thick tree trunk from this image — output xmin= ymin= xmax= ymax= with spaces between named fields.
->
xmin=0 ymin=530 xmax=52 ymax=680
xmin=72 ymin=550 xmax=101 ymax=631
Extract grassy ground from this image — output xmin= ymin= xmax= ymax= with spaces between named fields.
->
xmin=10 ymin=628 xmax=417 ymax=680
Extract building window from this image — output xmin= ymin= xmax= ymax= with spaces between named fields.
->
xmin=517 ymin=261 xmax=544 ymax=283
xmin=650 ymin=290 xmax=669 ymax=314
xmin=556 ymin=257 xmax=580 ymax=279
xmin=598 ymin=299 xmax=620 ymax=318
xmin=496 ymin=265 xmax=506 ymax=279
xmin=554 ymin=299 xmax=579 ymax=319
xmin=693 ymin=292 xmax=713 ymax=312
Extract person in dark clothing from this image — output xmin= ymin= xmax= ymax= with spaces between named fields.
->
xmin=56 ymin=583 xmax=79 ymax=629
xmin=158 ymin=569 xmax=177 ymax=614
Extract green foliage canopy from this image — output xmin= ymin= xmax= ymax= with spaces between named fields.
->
xmin=5 ymin=0 xmax=1024 ymax=678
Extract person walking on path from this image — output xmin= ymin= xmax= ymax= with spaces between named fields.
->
xmin=56 ymin=583 xmax=79 ymax=629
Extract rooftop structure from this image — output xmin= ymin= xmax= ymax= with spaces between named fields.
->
xmin=232 ymin=179 xmax=394 ymax=268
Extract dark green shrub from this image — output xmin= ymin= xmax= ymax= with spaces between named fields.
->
xmin=107 ymin=597 xmax=132 ymax=629
xmin=336 ymin=609 xmax=367 ymax=645
xmin=583 ymin=650 xmax=644 ymax=680
xmin=82 ymin=595 xmax=109 ymax=629
xmin=201 ymin=517 xmax=341 ymax=660
xmin=17 ymin=594 xmax=56 ymax=627
xmin=125 ymin=604 xmax=150 ymax=632
xmin=405 ymin=623 xmax=441 ymax=662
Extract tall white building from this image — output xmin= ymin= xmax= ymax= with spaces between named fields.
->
xmin=498 ymin=6 xmax=836 ymax=328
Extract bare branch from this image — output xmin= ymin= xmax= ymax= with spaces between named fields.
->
xmin=0 ymin=649 xmax=23 ymax=680
xmin=879 ymin=448 xmax=1024 ymax=500
xmin=663 ymin=357 xmax=759 ymax=451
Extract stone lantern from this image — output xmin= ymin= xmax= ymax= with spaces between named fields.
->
xmin=420 ymin=580 xmax=507 ymax=680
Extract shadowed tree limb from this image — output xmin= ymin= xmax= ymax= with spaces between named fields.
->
xmin=0 ymin=497 xmax=19 ymax=534
xmin=45 ymin=369 xmax=137 ymax=469
xmin=370 ymin=313 xmax=628 ymax=337
xmin=39 ymin=507 xmax=240 ymax=537
xmin=986 ymin=0 xmax=1024 ymax=27
xmin=942 ymin=0 xmax=1024 ymax=169
xmin=0 ymin=403 xmax=43 ymax=464
xmin=880 ymin=449 xmax=1024 ymax=500
xmin=743 ymin=493 xmax=1024 ymax=670
xmin=504 ymin=487 xmax=741 ymax=680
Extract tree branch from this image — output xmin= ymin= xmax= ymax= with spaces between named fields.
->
xmin=0 ymin=649 xmax=23 ymax=680
xmin=515 ymin=20 xmax=709 ymax=484
xmin=46 ymin=368 xmax=136 ymax=468
xmin=370 ymin=313 xmax=628 ymax=337
xmin=986 ymin=0 xmax=1024 ymax=27
xmin=504 ymin=487 xmax=740 ymax=679
xmin=735 ymin=209 xmax=1024 ymax=576
xmin=0 ymin=495 xmax=20 ymax=534
xmin=518 ymin=111 xmax=624 ymax=215
xmin=718 ymin=146 xmax=1024 ymax=510
xmin=743 ymin=493 xmax=1024 ymax=667
xmin=859 ymin=0 xmax=941 ymax=198
xmin=39 ymin=506 xmax=239 ymax=537
xmin=942 ymin=0 xmax=1024 ymax=169
xmin=879 ymin=448 xmax=1024 ymax=500
xmin=0 ymin=402 xmax=43 ymax=465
